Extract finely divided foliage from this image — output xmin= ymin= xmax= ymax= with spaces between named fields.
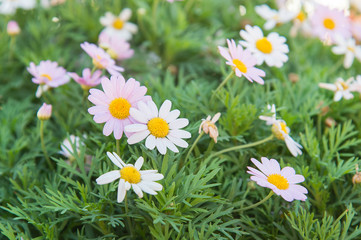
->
xmin=1 ymin=0 xmax=361 ymax=239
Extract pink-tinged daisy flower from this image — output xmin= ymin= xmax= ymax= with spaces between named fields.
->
xmin=96 ymin=152 xmax=164 ymax=203
xmin=240 ymin=25 xmax=289 ymax=68
xmin=199 ymin=113 xmax=221 ymax=143
xmin=80 ymin=42 xmax=124 ymax=76
xmin=88 ymin=75 xmax=151 ymax=140
xmin=218 ymin=39 xmax=265 ymax=85
xmin=37 ymin=103 xmax=52 ymax=120
xmin=69 ymin=68 xmax=104 ymax=90
xmin=100 ymin=9 xmax=138 ymax=41
xmin=7 ymin=20 xmax=20 ymax=36
xmin=125 ymin=100 xmax=191 ymax=155
xmin=290 ymin=10 xmax=312 ymax=37
xmin=255 ymin=4 xmax=297 ymax=30
xmin=332 ymin=36 xmax=361 ymax=69
xmin=259 ymin=104 xmax=303 ymax=157
xmin=319 ymin=77 xmax=358 ymax=101
xmin=351 ymin=16 xmax=361 ymax=41
xmin=98 ymin=31 xmax=134 ymax=61
xmin=310 ymin=5 xmax=351 ymax=43
xmin=247 ymin=157 xmax=308 ymax=202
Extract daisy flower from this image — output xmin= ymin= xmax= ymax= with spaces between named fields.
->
xmin=218 ymin=39 xmax=265 ymax=84
xmin=310 ymin=5 xmax=351 ymax=43
xmin=27 ymin=60 xmax=70 ymax=97
xmin=351 ymin=17 xmax=361 ymax=42
xmin=59 ymin=135 xmax=83 ymax=159
xmin=247 ymin=157 xmax=308 ymax=202
xmin=125 ymin=100 xmax=191 ymax=155
xmin=331 ymin=36 xmax=361 ymax=69
xmin=290 ymin=10 xmax=312 ymax=37
xmin=98 ymin=31 xmax=134 ymax=61
xmin=319 ymin=77 xmax=357 ymax=101
xmin=80 ymin=42 xmax=124 ymax=76
xmin=88 ymin=75 xmax=151 ymax=140
xmin=69 ymin=68 xmax=104 ymax=90
xmin=255 ymin=4 xmax=297 ymax=30
xmin=0 ymin=0 xmax=36 ymax=15
xmin=259 ymin=104 xmax=303 ymax=157
xmin=7 ymin=20 xmax=20 ymax=36
xmin=96 ymin=152 xmax=164 ymax=203
xmin=100 ymin=9 xmax=138 ymax=41
xmin=240 ymin=25 xmax=289 ymax=68
xmin=199 ymin=113 xmax=221 ymax=143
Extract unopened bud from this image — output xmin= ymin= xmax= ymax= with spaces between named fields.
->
xmin=37 ymin=103 xmax=52 ymax=120
xmin=325 ymin=117 xmax=336 ymax=127
xmin=7 ymin=21 xmax=21 ymax=36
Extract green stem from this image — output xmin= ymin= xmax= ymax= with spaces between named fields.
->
xmin=90 ymin=65 xmax=97 ymax=75
xmin=184 ymin=132 xmax=204 ymax=163
xmin=331 ymin=208 xmax=349 ymax=228
xmin=211 ymin=71 xmax=234 ymax=101
xmin=124 ymin=194 xmax=134 ymax=238
xmin=116 ymin=139 xmax=121 ymax=157
xmin=40 ymin=120 xmax=54 ymax=170
xmin=238 ymin=191 xmax=274 ymax=212
xmin=210 ymin=135 xmax=274 ymax=158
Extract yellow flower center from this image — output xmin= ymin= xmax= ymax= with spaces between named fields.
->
xmin=267 ymin=174 xmax=289 ymax=190
xmin=108 ymin=98 xmax=131 ymax=119
xmin=323 ymin=18 xmax=335 ymax=30
xmin=107 ymin=48 xmax=118 ymax=59
xmin=347 ymin=46 xmax=355 ymax=53
xmin=113 ymin=18 xmax=124 ymax=30
xmin=232 ymin=59 xmax=247 ymax=73
xmin=256 ymin=37 xmax=273 ymax=54
xmin=339 ymin=81 xmax=349 ymax=90
xmin=271 ymin=121 xmax=289 ymax=140
xmin=40 ymin=73 xmax=52 ymax=81
xmin=92 ymin=55 xmax=104 ymax=69
xmin=120 ymin=166 xmax=141 ymax=184
xmin=296 ymin=11 xmax=306 ymax=22
xmin=147 ymin=117 xmax=169 ymax=138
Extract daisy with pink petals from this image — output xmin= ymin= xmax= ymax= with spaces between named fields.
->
xmin=88 ymin=75 xmax=151 ymax=140
xmin=69 ymin=68 xmax=105 ymax=90
xmin=80 ymin=42 xmax=124 ymax=76
xmin=27 ymin=60 xmax=70 ymax=97
xmin=247 ymin=157 xmax=308 ymax=202
xmin=98 ymin=31 xmax=134 ymax=61
xmin=218 ymin=39 xmax=265 ymax=85
xmin=310 ymin=5 xmax=351 ymax=43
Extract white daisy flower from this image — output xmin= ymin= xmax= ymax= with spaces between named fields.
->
xmin=331 ymin=36 xmax=361 ymax=69
xmin=59 ymin=135 xmax=84 ymax=159
xmin=0 ymin=0 xmax=36 ymax=15
xmin=100 ymin=8 xmax=138 ymax=41
xmin=259 ymin=104 xmax=303 ymax=157
xmin=96 ymin=152 xmax=164 ymax=203
xmin=240 ymin=25 xmax=289 ymax=68
xmin=124 ymin=100 xmax=191 ymax=155
xmin=255 ymin=4 xmax=297 ymax=30
xmin=319 ymin=77 xmax=357 ymax=102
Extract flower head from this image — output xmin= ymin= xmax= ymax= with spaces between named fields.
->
xmin=37 ymin=103 xmax=52 ymax=120
xmin=332 ymin=36 xmax=361 ymax=69
xmin=69 ymin=68 xmax=104 ymax=90
xmin=247 ymin=157 xmax=308 ymax=202
xmin=27 ymin=60 xmax=70 ymax=89
xmin=96 ymin=152 xmax=164 ymax=203
xmin=199 ymin=113 xmax=221 ymax=143
xmin=218 ymin=39 xmax=265 ymax=84
xmin=310 ymin=5 xmax=351 ymax=43
xmin=319 ymin=77 xmax=358 ymax=101
xmin=80 ymin=42 xmax=124 ymax=75
xmin=98 ymin=31 xmax=134 ymax=61
xmin=0 ymin=0 xmax=36 ymax=15
xmin=88 ymin=75 xmax=151 ymax=140
xmin=240 ymin=25 xmax=289 ymax=68
xmin=7 ymin=20 xmax=20 ymax=36
xmin=100 ymin=9 xmax=138 ymax=41
xmin=59 ymin=135 xmax=83 ymax=159
xmin=259 ymin=104 xmax=302 ymax=157
xmin=255 ymin=4 xmax=297 ymax=30
xmin=125 ymin=100 xmax=191 ymax=155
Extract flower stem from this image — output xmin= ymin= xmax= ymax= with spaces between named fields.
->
xmin=90 ymin=66 xmax=97 ymax=75
xmin=211 ymin=71 xmax=234 ymax=101
xmin=210 ymin=135 xmax=274 ymax=158
xmin=116 ymin=139 xmax=121 ymax=157
xmin=184 ymin=132 xmax=204 ymax=163
xmin=238 ymin=191 xmax=274 ymax=211
xmin=40 ymin=120 xmax=54 ymax=170
xmin=124 ymin=194 xmax=134 ymax=238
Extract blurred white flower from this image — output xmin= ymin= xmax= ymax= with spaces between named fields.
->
xmin=319 ymin=77 xmax=358 ymax=101
xmin=60 ymin=135 xmax=84 ymax=159
xmin=255 ymin=4 xmax=297 ymax=30
xmin=332 ymin=36 xmax=361 ymax=69
xmin=0 ymin=0 xmax=36 ymax=15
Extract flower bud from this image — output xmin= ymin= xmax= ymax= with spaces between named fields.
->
xmin=37 ymin=103 xmax=52 ymax=120
xmin=7 ymin=21 xmax=21 ymax=36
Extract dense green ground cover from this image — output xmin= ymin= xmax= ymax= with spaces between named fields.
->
xmin=1 ymin=0 xmax=361 ymax=239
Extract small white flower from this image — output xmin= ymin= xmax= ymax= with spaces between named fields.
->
xmin=255 ymin=4 xmax=297 ymax=30
xmin=240 ymin=25 xmax=289 ymax=68
xmin=96 ymin=152 xmax=164 ymax=203
xmin=125 ymin=100 xmax=191 ymax=155
xmin=319 ymin=77 xmax=357 ymax=102
xmin=332 ymin=36 xmax=361 ymax=69
xmin=100 ymin=9 xmax=138 ymax=41
xmin=259 ymin=104 xmax=303 ymax=157
xmin=60 ymin=135 xmax=83 ymax=159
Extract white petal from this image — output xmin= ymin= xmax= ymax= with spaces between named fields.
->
xmin=164 ymin=110 xmax=180 ymax=123
xmin=169 ymin=129 xmax=191 ymax=139
xmin=127 ymin=130 xmax=150 ymax=144
xmin=166 ymin=135 xmax=189 ymax=148
xmin=155 ymin=138 xmax=167 ymax=155
xmin=134 ymin=157 xmax=144 ymax=170
xmin=162 ymin=138 xmax=179 ymax=153
xmin=159 ymin=100 xmax=172 ymax=119
xmin=96 ymin=170 xmax=120 ymax=185
xmin=145 ymin=135 xmax=156 ymax=150
xmin=138 ymin=181 xmax=157 ymax=195
xmin=169 ymin=118 xmax=189 ymax=129
xmin=124 ymin=123 xmax=148 ymax=133
xmin=117 ymin=179 xmax=126 ymax=203
xmin=141 ymin=173 xmax=164 ymax=181
xmin=107 ymin=152 xmax=125 ymax=168
xmin=129 ymin=108 xmax=148 ymax=124
xmin=132 ymin=184 xmax=143 ymax=198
